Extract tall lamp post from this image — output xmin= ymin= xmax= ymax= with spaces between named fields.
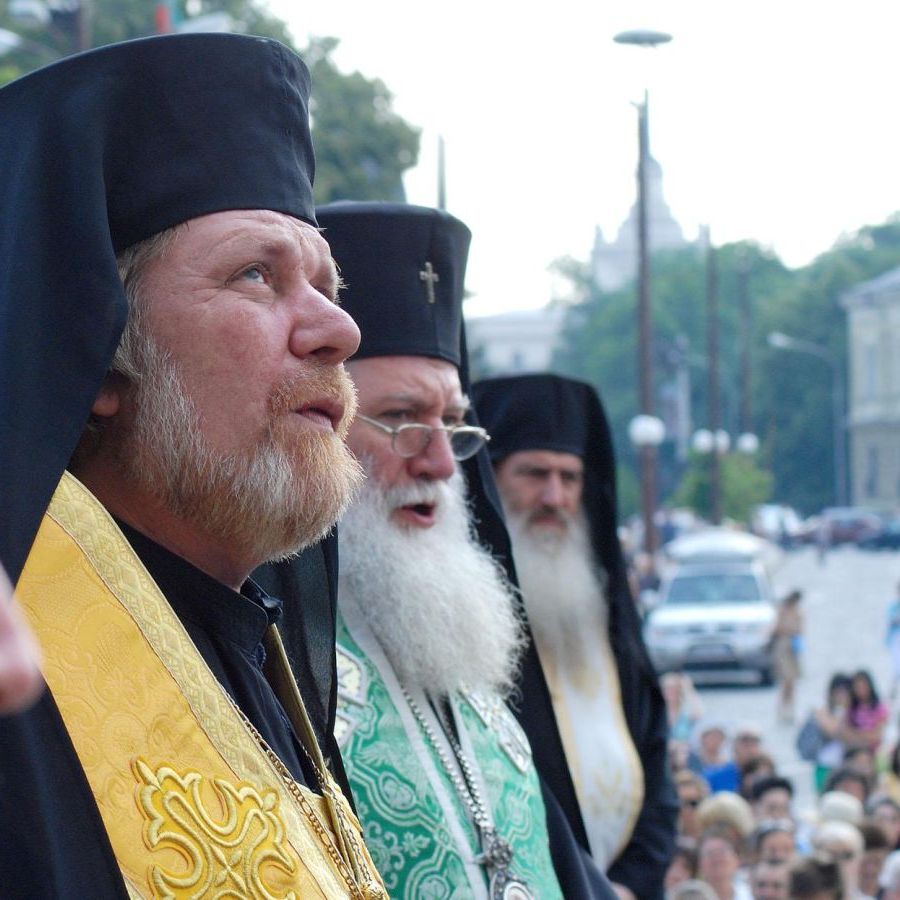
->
xmin=629 ymin=414 xmax=666 ymax=552
xmin=768 ymin=331 xmax=847 ymax=505
xmin=614 ymin=27 xmax=672 ymax=555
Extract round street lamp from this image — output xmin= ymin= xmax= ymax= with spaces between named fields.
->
xmin=736 ymin=432 xmax=760 ymax=455
xmin=629 ymin=414 xmax=665 ymax=556
xmin=692 ymin=429 xmax=714 ymax=454
xmin=628 ymin=414 xmax=666 ymax=448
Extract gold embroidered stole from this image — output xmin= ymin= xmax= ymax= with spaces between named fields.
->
xmin=17 ymin=472 xmax=383 ymax=899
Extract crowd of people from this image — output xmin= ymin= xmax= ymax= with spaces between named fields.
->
xmin=10 ymin=25 xmax=900 ymax=900
xmin=661 ymin=667 xmax=900 ymax=899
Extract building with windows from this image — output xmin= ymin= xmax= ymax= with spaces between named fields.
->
xmin=465 ymin=306 xmax=566 ymax=377
xmin=841 ymin=266 xmax=900 ymax=508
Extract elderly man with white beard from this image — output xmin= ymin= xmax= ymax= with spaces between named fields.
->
xmin=473 ymin=373 xmax=678 ymax=900
xmin=305 ymin=201 xmax=616 ymax=900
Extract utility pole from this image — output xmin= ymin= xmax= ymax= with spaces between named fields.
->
xmin=707 ymin=238 xmax=722 ymax=524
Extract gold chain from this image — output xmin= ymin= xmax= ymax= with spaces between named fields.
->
xmin=225 ymin=695 xmax=384 ymax=900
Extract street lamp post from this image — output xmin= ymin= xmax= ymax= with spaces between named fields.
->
xmin=706 ymin=239 xmax=723 ymax=524
xmin=768 ymin=331 xmax=847 ymax=505
xmin=629 ymin=414 xmax=666 ymax=553
xmin=613 ymin=27 xmax=672 ymax=555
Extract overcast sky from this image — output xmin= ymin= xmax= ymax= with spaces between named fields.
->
xmin=270 ymin=1 xmax=900 ymax=317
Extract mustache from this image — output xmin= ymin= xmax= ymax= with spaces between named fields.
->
xmin=269 ymin=363 xmax=358 ymax=438
xmin=383 ymin=479 xmax=449 ymax=509
xmin=528 ymin=506 xmax=573 ymax=526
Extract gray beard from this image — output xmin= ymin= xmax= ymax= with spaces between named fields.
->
xmin=117 ymin=336 xmax=363 ymax=565
xmin=506 ymin=509 xmax=608 ymax=666
xmin=338 ymin=469 xmax=526 ymax=698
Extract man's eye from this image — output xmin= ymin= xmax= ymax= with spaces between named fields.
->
xmin=380 ymin=409 xmax=414 ymax=422
xmin=237 ymin=265 xmax=268 ymax=284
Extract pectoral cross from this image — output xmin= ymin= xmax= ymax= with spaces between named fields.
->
xmin=419 ymin=262 xmax=440 ymax=304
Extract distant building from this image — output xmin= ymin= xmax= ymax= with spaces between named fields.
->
xmin=465 ymin=307 xmax=566 ymax=376
xmin=591 ymin=154 xmax=691 ymax=293
xmin=841 ymin=266 xmax=900 ymax=508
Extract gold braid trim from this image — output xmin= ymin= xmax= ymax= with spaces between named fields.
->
xmin=17 ymin=472 xmax=382 ymax=898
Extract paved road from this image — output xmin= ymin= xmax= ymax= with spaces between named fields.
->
xmin=691 ymin=543 xmax=900 ymax=815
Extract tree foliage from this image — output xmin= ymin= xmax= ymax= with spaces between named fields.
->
xmin=671 ymin=452 xmax=774 ymax=523
xmin=0 ymin=0 xmax=420 ymax=203
xmin=305 ymin=37 xmax=420 ymax=205
xmin=550 ymin=216 xmax=900 ymax=516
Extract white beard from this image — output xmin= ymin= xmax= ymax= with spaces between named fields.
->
xmin=338 ymin=469 xmax=525 ymax=698
xmin=506 ymin=509 xmax=608 ymax=665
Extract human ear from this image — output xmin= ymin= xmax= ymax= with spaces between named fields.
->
xmin=91 ymin=378 xmax=121 ymax=418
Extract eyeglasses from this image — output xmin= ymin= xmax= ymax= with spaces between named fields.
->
xmin=357 ymin=413 xmax=490 ymax=461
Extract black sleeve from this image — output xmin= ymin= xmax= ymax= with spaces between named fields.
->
xmin=540 ymin=776 xmax=619 ymax=900
xmin=0 ymin=691 xmax=129 ymax=900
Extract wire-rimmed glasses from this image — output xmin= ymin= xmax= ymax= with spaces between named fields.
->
xmin=356 ymin=413 xmax=489 ymax=461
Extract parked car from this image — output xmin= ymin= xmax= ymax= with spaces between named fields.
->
xmin=644 ymin=560 xmax=776 ymax=683
xmin=820 ymin=507 xmax=882 ymax=545
xmin=858 ymin=518 xmax=900 ymax=550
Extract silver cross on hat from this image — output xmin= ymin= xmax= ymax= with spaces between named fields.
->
xmin=419 ymin=261 xmax=440 ymax=304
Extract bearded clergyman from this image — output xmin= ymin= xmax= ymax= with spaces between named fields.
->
xmin=0 ymin=35 xmax=385 ymax=899
xmin=283 ymin=201 xmax=614 ymax=899
xmin=473 ymin=374 xmax=677 ymax=900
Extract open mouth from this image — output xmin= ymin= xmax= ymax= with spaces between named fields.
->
xmin=396 ymin=501 xmax=437 ymax=527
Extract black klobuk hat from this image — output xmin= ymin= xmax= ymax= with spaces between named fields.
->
xmin=0 ymin=33 xmax=316 ymax=582
xmin=316 ymin=201 xmax=470 ymax=366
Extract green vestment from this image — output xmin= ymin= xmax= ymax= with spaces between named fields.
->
xmin=335 ymin=600 xmax=563 ymax=899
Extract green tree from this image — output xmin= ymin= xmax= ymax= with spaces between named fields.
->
xmin=0 ymin=2 xmax=419 ymax=202
xmin=551 ymin=241 xmax=789 ymax=505
xmin=671 ymin=452 xmax=773 ymax=523
xmin=552 ymin=218 xmax=900 ymax=516
xmin=305 ymin=37 xmax=420 ymax=205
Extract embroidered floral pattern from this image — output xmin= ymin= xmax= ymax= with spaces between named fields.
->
xmin=134 ymin=758 xmax=297 ymax=899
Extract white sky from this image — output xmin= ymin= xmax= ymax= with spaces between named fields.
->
xmin=269 ymin=1 xmax=900 ymax=317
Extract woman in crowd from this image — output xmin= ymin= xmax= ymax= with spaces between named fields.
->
xmin=844 ymin=670 xmax=888 ymax=755
xmin=857 ymin=822 xmax=890 ymax=899
xmin=666 ymin=838 xmax=700 ymax=894
xmin=771 ymin=590 xmax=803 ymax=723
xmin=697 ymin=792 xmax=756 ymax=853
xmin=677 ymin=770 xmax=712 ymax=840
xmin=696 ymin=826 xmax=752 ymax=900
xmin=752 ymin=820 xmax=797 ymax=865
xmin=812 ymin=821 xmax=867 ymax=899
xmin=663 ymin=671 xmax=705 ymax=746
xmin=868 ymin=796 xmax=900 ymax=850
xmin=788 ymin=855 xmax=844 ymax=900
xmin=815 ymin=674 xmax=854 ymax=793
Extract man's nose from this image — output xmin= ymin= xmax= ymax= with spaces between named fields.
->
xmin=407 ymin=427 xmax=456 ymax=482
xmin=539 ymin=473 xmax=565 ymax=507
xmin=289 ymin=291 xmax=361 ymax=365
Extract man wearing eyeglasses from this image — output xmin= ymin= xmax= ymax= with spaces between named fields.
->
xmin=287 ymin=201 xmax=615 ymax=899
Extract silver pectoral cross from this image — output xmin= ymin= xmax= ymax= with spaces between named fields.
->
xmin=419 ymin=261 xmax=440 ymax=304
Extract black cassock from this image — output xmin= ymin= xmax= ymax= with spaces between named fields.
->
xmin=0 ymin=532 xmax=346 ymax=900
xmin=473 ymin=373 xmax=678 ymax=900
